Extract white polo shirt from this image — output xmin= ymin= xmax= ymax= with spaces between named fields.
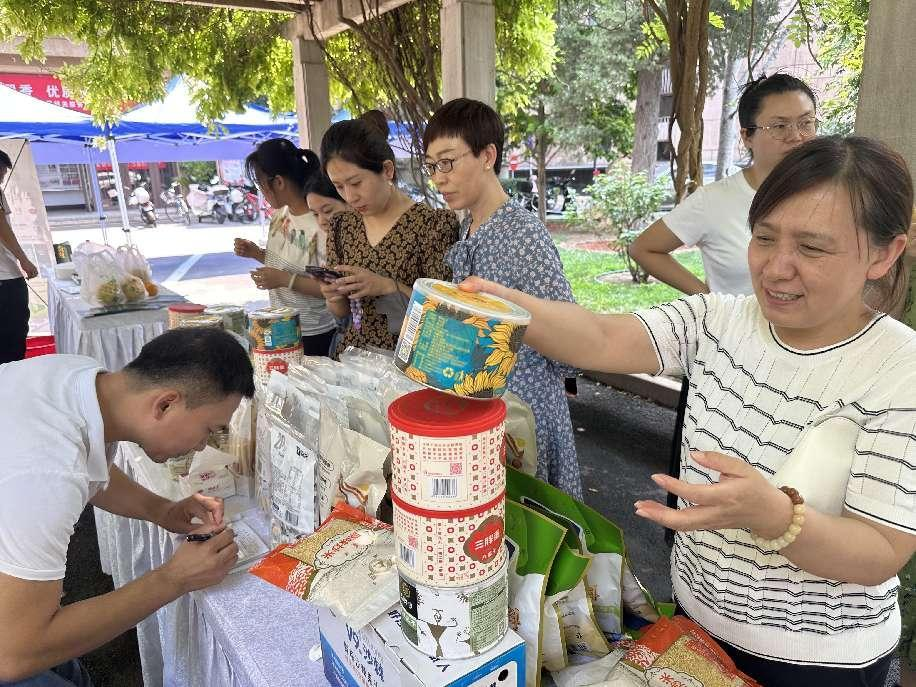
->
xmin=663 ymin=170 xmax=756 ymax=296
xmin=0 ymin=355 xmax=114 ymax=581
xmin=0 ymin=187 xmax=22 ymax=281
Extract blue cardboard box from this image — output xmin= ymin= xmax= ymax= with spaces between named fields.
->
xmin=319 ymin=605 xmax=525 ymax=687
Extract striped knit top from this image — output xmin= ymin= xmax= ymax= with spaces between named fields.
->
xmin=635 ymin=293 xmax=916 ymax=667
xmin=264 ymin=206 xmax=335 ymax=336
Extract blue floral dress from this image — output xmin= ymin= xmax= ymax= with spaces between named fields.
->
xmin=447 ymin=200 xmax=583 ymax=498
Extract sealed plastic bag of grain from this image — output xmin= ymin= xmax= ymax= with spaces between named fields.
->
xmin=610 ymin=615 xmax=762 ymax=687
xmin=265 ymin=372 xmax=346 ymax=545
xmin=505 ymin=500 xmax=564 ymax=687
xmin=249 ymin=503 xmax=399 ymax=629
xmin=507 ymin=467 xmax=660 ymax=640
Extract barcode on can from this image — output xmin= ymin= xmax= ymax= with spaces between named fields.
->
xmin=397 ymin=301 xmax=424 ymax=362
xmin=399 ymin=543 xmax=416 ymax=568
xmin=430 ymin=477 xmax=459 ymax=498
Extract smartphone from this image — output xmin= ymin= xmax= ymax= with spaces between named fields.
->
xmin=305 ymin=266 xmax=344 ymax=282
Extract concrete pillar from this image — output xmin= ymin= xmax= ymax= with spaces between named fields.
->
xmin=148 ymin=162 xmax=164 ymax=209
xmin=291 ymin=37 xmax=333 ymax=151
xmin=440 ymin=0 xmax=496 ymax=106
xmin=855 ymin=0 xmax=915 ymax=171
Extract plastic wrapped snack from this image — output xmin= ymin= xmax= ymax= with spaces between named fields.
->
xmin=317 ymin=403 xmax=389 ymax=523
xmin=507 ymin=468 xmax=660 ymax=641
xmin=505 ymin=500 xmax=565 ymax=687
xmin=116 ymin=244 xmax=157 ymax=296
xmin=249 ymin=503 xmax=398 ymax=629
xmin=504 ymin=391 xmax=538 ymax=475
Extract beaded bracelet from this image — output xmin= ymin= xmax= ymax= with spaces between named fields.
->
xmin=752 ymin=486 xmax=806 ymax=552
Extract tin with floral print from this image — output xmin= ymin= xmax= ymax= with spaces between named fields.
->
xmin=389 ymin=389 xmax=506 ymax=510
xmin=394 ymin=279 xmax=530 ymax=399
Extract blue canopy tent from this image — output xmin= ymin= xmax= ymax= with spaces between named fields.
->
xmin=0 ymin=79 xmax=300 ymax=238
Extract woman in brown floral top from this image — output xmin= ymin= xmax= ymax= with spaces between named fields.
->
xmin=319 ymin=112 xmax=459 ymax=355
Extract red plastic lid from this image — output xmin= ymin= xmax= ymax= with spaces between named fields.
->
xmin=168 ymin=303 xmax=205 ymax=314
xmin=388 ymin=389 xmax=506 ymax=437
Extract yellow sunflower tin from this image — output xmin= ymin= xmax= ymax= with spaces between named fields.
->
xmin=394 ymin=279 xmax=531 ymax=399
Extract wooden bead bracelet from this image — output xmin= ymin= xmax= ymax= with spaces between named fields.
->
xmin=752 ymin=486 xmax=806 ymax=552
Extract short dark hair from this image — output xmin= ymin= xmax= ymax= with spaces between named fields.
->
xmin=0 ymin=150 xmax=11 ymax=170
xmin=320 ymin=114 xmax=397 ymax=181
xmin=245 ymin=137 xmax=321 ymax=194
xmin=749 ymin=136 xmax=914 ymax=309
xmin=125 ymin=328 xmax=254 ymax=405
xmin=423 ymin=98 xmax=505 ymax=174
xmin=738 ymin=73 xmax=817 ymax=131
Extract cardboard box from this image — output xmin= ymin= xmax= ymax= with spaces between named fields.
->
xmin=319 ymin=605 xmax=525 ymax=687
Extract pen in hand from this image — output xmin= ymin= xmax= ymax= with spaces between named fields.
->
xmin=186 ymin=533 xmax=214 ymax=542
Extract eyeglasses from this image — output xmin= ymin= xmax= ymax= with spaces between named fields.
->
xmin=745 ymin=118 xmax=819 ymax=142
xmin=421 ymin=150 xmax=473 ymax=177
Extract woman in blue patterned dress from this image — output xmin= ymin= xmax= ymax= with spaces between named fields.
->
xmin=422 ymin=98 xmax=582 ymax=498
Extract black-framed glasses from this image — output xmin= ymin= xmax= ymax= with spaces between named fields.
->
xmin=421 ymin=150 xmax=473 ymax=177
xmin=745 ymin=118 xmax=819 ymax=142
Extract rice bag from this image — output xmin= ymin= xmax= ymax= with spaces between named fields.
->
xmin=265 ymin=373 xmax=321 ymax=545
xmin=612 ymin=615 xmax=762 ymax=687
xmin=507 ymin=468 xmax=660 ymax=640
xmin=505 ymin=500 xmax=565 ymax=687
xmin=317 ymin=405 xmax=390 ymax=523
xmin=249 ymin=503 xmax=398 ymax=629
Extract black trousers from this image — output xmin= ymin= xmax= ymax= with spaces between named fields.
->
xmin=0 ymin=277 xmax=29 ymax=365
xmin=674 ymin=603 xmax=894 ymax=686
xmin=301 ymin=328 xmax=336 ymax=357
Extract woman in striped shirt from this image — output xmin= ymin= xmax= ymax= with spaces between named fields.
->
xmin=460 ymin=136 xmax=915 ymax=687
xmin=234 ymin=138 xmax=346 ymax=356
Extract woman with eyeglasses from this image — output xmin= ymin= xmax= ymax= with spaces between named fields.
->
xmin=422 ymin=98 xmax=582 ymax=499
xmin=630 ymin=73 xmax=818 ymax=295
xmin=318 ymin=112 xmax=459 ymax=356
xmin=234 ymin=138 xmax=341 ymax=355
xmin=629 ymin=73 xmax=818 ymax=527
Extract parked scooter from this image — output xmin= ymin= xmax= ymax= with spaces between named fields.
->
xmin=228 ymin=183 xmax=257 ymax=223
xmin=129 ymin=184 xmax=158 ymax=227
xmin=186 ymin=177 xmax=230 ymax=224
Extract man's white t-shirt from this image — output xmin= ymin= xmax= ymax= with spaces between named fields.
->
xmin=0 ymin=187 xmax=22 ymax=281
xmin=663 ymin=170 xmax=756 ymax=295
xmin=0 ymin=355 xmax=114 ymax=581
xmin=635 ymin=293 xmax=916 ymax=667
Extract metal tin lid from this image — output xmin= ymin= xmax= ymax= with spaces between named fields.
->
xmin=205 ymin=304 xmax=244 ymax=315
xmin=413 ymin=278 xmax=531 ymax=325
xmin=388 ymin=388 xmax=506 ymax=437
xmin=249 ymin=306 xmax=298 ymax=321
xmin=168 ymin=303 xmax=205 ymax=314
xmin=176 ymin=315 xmax=224 ymax=328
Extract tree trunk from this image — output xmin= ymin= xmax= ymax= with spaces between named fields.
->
xmin=536 ymin=99 xmax=548 ymax=224
xmin=715 ymin=51 xmax=743 ymax=180
xmin=632 ymin=67 xmax=663 ymax=181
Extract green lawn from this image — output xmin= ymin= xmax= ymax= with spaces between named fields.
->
xmin=559 ymin=247 xmax=705 ymax=313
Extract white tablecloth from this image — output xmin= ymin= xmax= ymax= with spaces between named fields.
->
xmin=48 ymin=279 xmax=179 ymax=370
xmin=94 ymin=444 xmax=329 ymax=687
